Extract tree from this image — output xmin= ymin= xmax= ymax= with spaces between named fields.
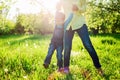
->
xmin=0 ymin=0 xmax=16 ymax=34
xmin=87 ymin=0 xmax=120 ymax=33
xmin=15 ymin=11 xmax=54 ymax=35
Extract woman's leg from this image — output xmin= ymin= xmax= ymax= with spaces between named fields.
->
xmin=76 ymin=24 xmax=101 ymax=68
xmin=64 ymin=28 xmax=74 ymax=67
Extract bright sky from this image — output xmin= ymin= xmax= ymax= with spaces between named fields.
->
xmin=8 ymin=0 xmax=59 ymax=20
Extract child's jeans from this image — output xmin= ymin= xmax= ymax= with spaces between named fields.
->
xmin=44 ymin=43 xmax=63 ymax=69
xmin=44 ymin=13 xmax=73 ymax=69
xmin=44 ymin=25 xmax=64 ymax=69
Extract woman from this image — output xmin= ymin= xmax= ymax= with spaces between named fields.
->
xmin=61 ymin=0 xmax=104 ymax=75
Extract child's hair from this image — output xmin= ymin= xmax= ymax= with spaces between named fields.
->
xmin=55 ymin=1 xmax=65 ymax=25
xmin=56 ymin=2 xmax=62 ymax=11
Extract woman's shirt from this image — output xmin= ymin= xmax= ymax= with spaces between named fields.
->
xmin=61 ymin=0 xmax=87 ymax=30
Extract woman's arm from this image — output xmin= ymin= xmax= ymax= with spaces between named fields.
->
xmin=73 ymin=0 xmax=86 ymax=13
xmin=64 ymin=13 xmax=73 ymax=30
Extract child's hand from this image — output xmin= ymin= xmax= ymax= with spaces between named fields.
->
xmin=72 ymin=4 xmax=79 ymax=12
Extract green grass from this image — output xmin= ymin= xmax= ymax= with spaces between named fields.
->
xmin=0 ymin=33 xmax=120 ymax=80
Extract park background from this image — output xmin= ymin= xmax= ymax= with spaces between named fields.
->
xmin=0 ymin=0 xmax=120 ymax=80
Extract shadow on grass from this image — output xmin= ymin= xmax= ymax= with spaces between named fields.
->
xmin=0 ymin=34 xmax=23 ymax=39
xmin=91 ymin=33 xmax=120 ymax=40
xmin=2 ymin=34 xmax=51 ymax=46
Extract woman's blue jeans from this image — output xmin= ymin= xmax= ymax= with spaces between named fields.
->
xmin=64 ymin=24 xmax=101 ymax=68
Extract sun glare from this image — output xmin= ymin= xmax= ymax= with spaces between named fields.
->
xmin=8 ymin=0 xmax=60 ymax=20
xmin=41 ymin=0 xmax=60 ymax=13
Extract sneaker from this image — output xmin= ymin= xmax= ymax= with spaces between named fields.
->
xmin=43 ymin=63 xmax=49 ymax=69
xmin=64 ymin=67 xmax=70 ymax=74
xmin=97 ymin=68 xmax=104 ymax=76
xmin=57 ymin=68 xmax=64 ymax=73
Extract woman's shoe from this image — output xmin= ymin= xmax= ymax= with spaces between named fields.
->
xmin=64 ymin=67 xmax=70 ymax=74
xmin=97 ymin=68 xmax=104 ymax=76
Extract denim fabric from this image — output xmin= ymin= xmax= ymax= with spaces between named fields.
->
xmin=51 ymin=25 xmax=64 ymax=45
xmin=44 ymin=25 xmax=64 ymax=68
xmin=44 ymin=13 xmax=73 ymax=68
xmin=44 ymin=43 xmax=63 ymax=68
xmin=64 ymin=24 xmax=101 ymax=68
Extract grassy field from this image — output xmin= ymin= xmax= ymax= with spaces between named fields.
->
xmin=0 ymin=33 xmax=120 ymax=80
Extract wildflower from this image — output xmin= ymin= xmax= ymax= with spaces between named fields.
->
xmin=23 ymin=75 xmax=27 ymax=79
xmin=4 ymin=68 xmax=8 ymax=73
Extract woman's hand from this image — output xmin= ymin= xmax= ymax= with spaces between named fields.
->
xmin=72 ymin=4 xmax=79 ymax=12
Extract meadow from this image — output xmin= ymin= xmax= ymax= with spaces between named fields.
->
xmin=0 ymin=33 xmax=120 ymax=80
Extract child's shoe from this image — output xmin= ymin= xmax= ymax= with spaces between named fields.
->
xmin=43 ymin=63 xmax=49 ymax=69
xmin=57 ymin=68 xmax=64 ymax=73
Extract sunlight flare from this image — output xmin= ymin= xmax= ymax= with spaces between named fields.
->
xmin=9 ymin=0 xmax=60 ymax=19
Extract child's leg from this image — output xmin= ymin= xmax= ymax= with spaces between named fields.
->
xmin=44 ymin=44 xmax=56 ymax=67
xmin=56 ymin=45 xmax=63 ymax=69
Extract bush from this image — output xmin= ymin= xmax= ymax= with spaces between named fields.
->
xmin=0 ymin=19 xmax=15 ymax=35
xmin=15 ymin=12 xmax=54 ymax=35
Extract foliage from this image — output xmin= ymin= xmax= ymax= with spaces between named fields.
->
xmin=87 ymin=0 xmax=120 ymax=33
xmin=0 ymin=19 xmax=15 ymax=35
xmin=15 ymin=12 xmax=54 ymax=35
xmin=0 ymin=34 xmax=120 ymax=79
xmin=0 ymin=0 xmax=55 ymax=35
xmin=0 ymin=0 xmax=13 ymax=17
xmin=33 ymin=12 xmax=54 ymax=35
xmin=0 ymin=0 xmax=16 ymax=35
xmin=0 ymin=0 xmax=120 ymax=35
